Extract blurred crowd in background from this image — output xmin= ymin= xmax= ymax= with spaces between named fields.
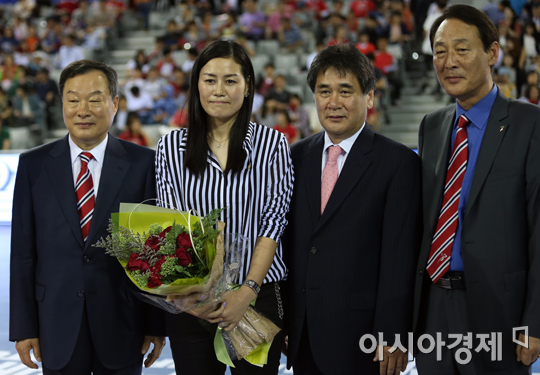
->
xmin=1 ymin=0 xmax=539 ymax=150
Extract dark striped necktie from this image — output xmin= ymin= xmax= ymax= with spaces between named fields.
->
xmin=427 ymin=115 xmax=470 ymax=283
xmin=76 ymin=152 xmax=95 ymax=242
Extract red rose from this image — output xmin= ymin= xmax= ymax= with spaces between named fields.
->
xmin=148 ymin=273 xmax=162 ymax=288
xmin=176 ymin=232 xmax=192 ymax=250
xmin=159 ymin=226 xmax=172 ymax=239
xmin=126 ymin=253 xmax=150 ymax=273
xmin=151 ymin=256 xmax=169 ymax=273
xmin=175 ymin=247 xmax=192 ymax=267
xmin=144 ymin=235 xmax=162 ymax=252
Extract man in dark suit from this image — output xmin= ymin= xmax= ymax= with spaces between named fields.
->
xmin=284 ymin=43 xmax=421 ymax=375
xmin=413 ymin=5 xmax=540 ymax=374
xmin=9 ymin=60 xmax=166 ymax=374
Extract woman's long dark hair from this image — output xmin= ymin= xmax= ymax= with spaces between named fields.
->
xmin=185 ymin=40 xmax=255 ymax=176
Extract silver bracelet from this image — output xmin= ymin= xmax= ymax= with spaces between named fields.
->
xmin=243 ymin=279 xmax=261 ymax=295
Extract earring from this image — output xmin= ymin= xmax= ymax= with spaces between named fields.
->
xmin=245 ymin=93 xmax=249 ymax=97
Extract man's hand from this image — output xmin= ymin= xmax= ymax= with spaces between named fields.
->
xmin=15 ymin=338 xmax=41 ymax=369
xmin=141 ymin=336 xmax=166 ymax=368
xmin=282 ymin=335 xmax=288 ymax=357
xmin=373 ymin=345 xmax=407 ymax=375
xmin=516 ymin=334 xmax=540 ymax=366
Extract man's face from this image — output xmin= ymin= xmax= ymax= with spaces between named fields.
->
xmin=63 ymin=70 xmax=118 ymax=150
xmin=314 ymin=67 xmax=374 ymax=144
xmin=433 ymin=18 xmax=498 ymax=110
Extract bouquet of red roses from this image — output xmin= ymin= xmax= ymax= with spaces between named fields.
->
xmin=96 ymin=203 xmax=281 ymax=367
xmin=95 ymin=203 xmax=225 ymax=297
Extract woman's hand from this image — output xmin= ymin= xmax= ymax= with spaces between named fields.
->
xmin=172 ymin=292 xmax=221 ymax=320
xmin=206 ymin=286 xmax=257 ymax=331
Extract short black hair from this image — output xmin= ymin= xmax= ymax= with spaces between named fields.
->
xmin=430 ymin=4 xmax=499 ymax=52
xmin=307 ymin=43 xmax=376 ymax=95
xmin=59 ymin=59 xmax=118 ymax=98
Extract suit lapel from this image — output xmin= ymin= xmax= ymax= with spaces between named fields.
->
xmin=86 ymin=136 xmax=130 ymax=248
xmin=315 ymin=126 xmax=374 ymax=232
xmin=46 ymin=135 xmax=84 ymax=248
xmin=465 ymin=93 xmax=510 ymax=216
xmin=300 ymin=133 xmax=324 ymax=230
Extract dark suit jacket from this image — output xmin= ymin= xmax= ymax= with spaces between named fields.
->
xmin=9 ymin=134 xmax=162 ymax=370
xmin=413 ymin=92 xmax=540 ymax=372
xmin=284 ymin=126 xmax=421 ymax=374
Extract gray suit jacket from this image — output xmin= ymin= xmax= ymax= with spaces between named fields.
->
xmin=413 ymin=91 xmax=540 ymax=372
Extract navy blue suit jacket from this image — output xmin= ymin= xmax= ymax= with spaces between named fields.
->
xmin=284 ymin=126 xmax=421 ymax=374
xmin=9 ymin=134 xmax=162 ymax=370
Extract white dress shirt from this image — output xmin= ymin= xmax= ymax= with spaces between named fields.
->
xmin=69 ymin=134 xmax=108 ymax=199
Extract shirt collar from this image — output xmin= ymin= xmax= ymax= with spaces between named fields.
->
xmin=455 ymin=84 xmax=498 ymax=130
xmin=69 ymin=133 xmax=108 ymax=166
xmin=323 ymin=122 xmax=365 ymax=155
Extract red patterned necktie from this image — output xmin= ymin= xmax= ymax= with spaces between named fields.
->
xmin=427 ymin=115 xmax=470 ymax=283
xmin=321 ymin=145 xmax=342 ymax=214
xmin=76 ymin=152 xmax=95 ymax=242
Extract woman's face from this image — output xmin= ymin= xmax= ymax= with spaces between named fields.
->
xmin=198 ymin=57 xmax=248 ymax=128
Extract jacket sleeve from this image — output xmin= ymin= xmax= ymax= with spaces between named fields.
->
xmin=9 ymin=154 xmax=39 ymax=341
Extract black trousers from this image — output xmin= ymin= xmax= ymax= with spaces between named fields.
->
xmin=415 ymin=283 xmax=530 ymax=375
xmin=166 ymin=282 xmax=284 ymax=375
xmin=43 ymin=304 xmax=142 ymax=375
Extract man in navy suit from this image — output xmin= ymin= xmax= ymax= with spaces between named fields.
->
xmin=9 ymin=60 xmax=166 ymax=374
xmin=284 ymin=44 xmax=421 ymax=374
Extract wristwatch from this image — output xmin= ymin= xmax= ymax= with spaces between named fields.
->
xmin=243 ymin=279 xmax=261 ymax=295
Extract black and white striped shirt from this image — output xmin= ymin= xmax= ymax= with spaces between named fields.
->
xmin=155 ymin=122 xmax=294 ymax=284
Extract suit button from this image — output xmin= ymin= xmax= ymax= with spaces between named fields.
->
xmin=311 ymin=247 xmax=317 ymax=254
xmin=83 ymin=256 xmax=90 ymax=263
xmin=302 ymin=288 xmax=306 ymax=292
xmin=78 ymin=291 xmax=84 ymax=298
xmin=419 ymin=270 xmax=423 ymax=275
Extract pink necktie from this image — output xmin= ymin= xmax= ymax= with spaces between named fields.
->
xmin=321 ymin=145 xmax=342 ymax=214
xmin=427 ymin=115 xmax=470 ymax=283
xmin=76 ymin=152 xmax=95 ymax=242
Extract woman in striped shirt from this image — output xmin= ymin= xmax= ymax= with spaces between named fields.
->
xmin=155 ymin=40 xmax=294 ymax=374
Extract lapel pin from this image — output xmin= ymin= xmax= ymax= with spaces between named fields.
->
xmin=500 ymin=126 xmax=505 ymax=132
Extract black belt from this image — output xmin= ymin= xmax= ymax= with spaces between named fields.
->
xmin=435 ymin=272 xmax=466 ymax=290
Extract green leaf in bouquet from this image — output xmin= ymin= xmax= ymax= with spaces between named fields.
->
xmin=94 ymin=218 xmax=145 ymax=262
xmin=131 ymin=270 xmax=149 ymax=288
xmin=158 ymin=241 xmax=176 ymax=255
xmin=160 ymin=256 xmax=179 ymax=278
xmin=148 ymin=223 xmax=164 ymax=236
